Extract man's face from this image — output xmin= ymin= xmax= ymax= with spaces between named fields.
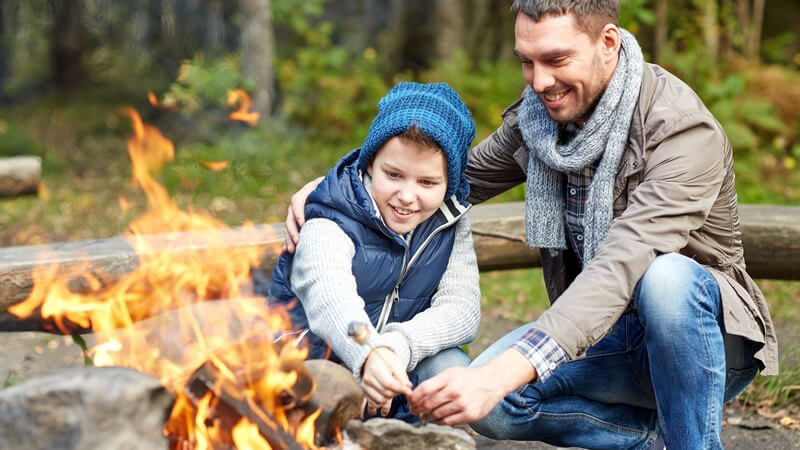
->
xmin=514 ymin=12 xmax=615 ymax=124
xmin=366 ymin=137 xmax=448 ymax=235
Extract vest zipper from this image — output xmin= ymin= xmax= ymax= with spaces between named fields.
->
xmin=373 ymin=202 xmax=471 ymax=332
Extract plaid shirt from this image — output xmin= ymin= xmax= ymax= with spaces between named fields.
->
xmin=565 ymin=161 xmax=599 ymax=264
xmin=512 ymin=126 xmax=598 ymax=382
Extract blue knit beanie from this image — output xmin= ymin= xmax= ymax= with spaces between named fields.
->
xmin=358 ymin=82 xmax=476 ymax=200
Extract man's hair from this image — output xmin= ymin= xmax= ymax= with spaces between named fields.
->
xmin=511 ymin=0 xmax=620 ymax=38
xmin=396 ymin=124 xmax=442 ymax=153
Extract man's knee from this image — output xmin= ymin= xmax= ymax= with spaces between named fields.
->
xmin=635 ymin=253 xmax=718 ymax=322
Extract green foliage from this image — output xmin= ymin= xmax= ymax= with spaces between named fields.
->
xmin=421 ymin=51 xmax=525 ymax=139
xmin=0 ymin=120 xmax=40 ymax=157
xmin=274 ymin=2 xmax=388 ymax=145
xmin=159 ymin=54 xmax=254 ymax=114
xmin=619 ymin=0 xmax=656 ymax=34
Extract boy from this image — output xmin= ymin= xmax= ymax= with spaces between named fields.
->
xmin=268 ymin=82 xmax=481 ymax=418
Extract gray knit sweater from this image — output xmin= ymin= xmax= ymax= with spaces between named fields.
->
xmin=290 ymin=215 xmax=481 ymax=377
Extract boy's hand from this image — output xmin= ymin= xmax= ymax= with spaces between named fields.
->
xmin=282 ymin=176 xmax=324 ymax=254
xmin=361 ymin=347 xmax=413 ymax=416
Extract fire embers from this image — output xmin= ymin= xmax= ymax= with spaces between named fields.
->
xmin=170 ymin=342 xmax=318 ymax=450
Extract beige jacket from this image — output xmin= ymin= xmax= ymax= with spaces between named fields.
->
xmin=465 ymin=63 xmax=778 ymax=375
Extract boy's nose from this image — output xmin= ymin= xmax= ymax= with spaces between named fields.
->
xmin=397 ymin=186 xmax=415 ymax=204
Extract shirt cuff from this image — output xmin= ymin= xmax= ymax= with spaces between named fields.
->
xmin=511 ymin=328 xmax=569 ymax=382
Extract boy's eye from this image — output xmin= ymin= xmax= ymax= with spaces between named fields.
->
xmin=386 ymin=171 xmax=400 ymax=179
xmin=420 ymin=179 xmax=438 ymax=187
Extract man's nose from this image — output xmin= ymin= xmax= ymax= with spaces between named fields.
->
xmin=532 ymin=64 xmax=556 ymax=94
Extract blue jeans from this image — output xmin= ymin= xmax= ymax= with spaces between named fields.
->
xmin=470 ymin=253 xmax=759 ymax=450
xmin=368 ymin=346 xmax=471 ymax=422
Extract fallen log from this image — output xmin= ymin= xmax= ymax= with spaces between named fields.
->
xmin=0 ymin=202 xmax=797 ymax=331
xmin=0 ymin=156 xmax=41 ymax=198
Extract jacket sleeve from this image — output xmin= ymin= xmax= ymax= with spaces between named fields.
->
xmin=465 ymin=102 xmax=528 ymax=204
xmin=531 ymin=113 xmax=728 ymax=359
xmin=290 ymin=218 xmax=380 ymax=376
xmin=380 ymin=216 xmax=482 ymax=371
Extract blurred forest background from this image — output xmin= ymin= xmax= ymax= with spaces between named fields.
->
xmin=0 ymin=0 xmax=798 ymax=409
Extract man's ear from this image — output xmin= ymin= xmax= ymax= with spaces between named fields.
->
xmin=600 ymin=24 xmax=621 ymax=62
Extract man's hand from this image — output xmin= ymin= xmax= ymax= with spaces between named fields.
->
xmin=361 ymin=347 xmax=413 ymax=416
xmin=408 ymin=349 xmax=537 ymax=425
xmin=282 ymin=176 xmax=324 ymax=254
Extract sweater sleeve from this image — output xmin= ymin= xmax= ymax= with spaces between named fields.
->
xmin=290 ymin=218 xmax=377 ymax=377
xmin=380 ymin=216 xmax=482 ymax=371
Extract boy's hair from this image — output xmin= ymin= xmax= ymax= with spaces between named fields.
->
xmin=511 ymin=0 xmax=619 ymax=38
xmin=396 ymin=124 xmax=442 ymax=153
xmin=357 ymin=82 xmax=475 ymax=200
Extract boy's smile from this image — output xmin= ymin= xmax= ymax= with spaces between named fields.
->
xmin=366 ymin=137 xmax=448 ymax=235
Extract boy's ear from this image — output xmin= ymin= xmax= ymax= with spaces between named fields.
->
xmin=366 ymin=161 xmax=374 ymax=177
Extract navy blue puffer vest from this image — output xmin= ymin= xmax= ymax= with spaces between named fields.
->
xmin=268 ymin=149 xmax=470 ymax=360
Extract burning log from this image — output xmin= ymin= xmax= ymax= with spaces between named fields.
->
xmin=182 ymin=361 xmax=304 ymax=450
xmin=0 ymin=156 xmax=40 ymax=198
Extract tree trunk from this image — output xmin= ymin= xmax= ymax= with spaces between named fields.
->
xmin=464 ymin=0 xmax=490 ymax=67
xmin=50 ymin=0 xmax=84 ymax=92
xmin=205 ymin=0 xmax=225 ymax=49
xmin=434 ymin=0 xmax=464 ymax=62
xmin=746 ymin=0 xmax=765 ymax=61
xmin=0 ymin=0 xmax=7 ymax=92
xmin=737 ymin=0 xmax=751 ymax=54
xmin=701 ymin=0 xmax=720 ymax=66
xmin=239 ymin=0 xmax=274 ymax=118
xmin=654 ymin=0 xmax=669 ymax=64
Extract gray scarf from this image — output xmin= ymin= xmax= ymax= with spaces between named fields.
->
xmin=518 ymin=29 xmax=643 ymax=265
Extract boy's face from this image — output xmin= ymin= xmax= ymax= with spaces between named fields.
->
xmin=367 ymin=137 xmax=448 ymax=235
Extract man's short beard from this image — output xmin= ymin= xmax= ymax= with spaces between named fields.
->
xmin=556 ymin=88 xmax=605 ymax=125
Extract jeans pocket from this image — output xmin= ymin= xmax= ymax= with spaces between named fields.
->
xmin=724 ymin=366 xmax=758 ymax=402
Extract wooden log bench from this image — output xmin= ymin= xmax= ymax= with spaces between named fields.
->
xmin=0 ymin=202 xmax=797 ymax=331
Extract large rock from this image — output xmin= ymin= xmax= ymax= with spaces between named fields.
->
xmin=344 ymin=418 xmax=476 ymax=450
xmin=0 ymin=366 xmax=174 ymax=450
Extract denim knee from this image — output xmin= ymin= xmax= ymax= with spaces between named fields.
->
xmin=411 ymin=347 xmax=471 ymax=384
xmin=634 ymin=253 xmax=720 ymax=330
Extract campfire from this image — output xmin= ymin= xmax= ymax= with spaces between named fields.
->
xmin=8 ymin=96 xmax=321 ymax=449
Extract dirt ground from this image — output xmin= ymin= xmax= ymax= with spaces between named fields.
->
xmin=0 ymin=312 xmax=798 ymax=449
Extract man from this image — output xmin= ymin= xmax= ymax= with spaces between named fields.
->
xmin=284 ymin=1 xmax=777 ymax=448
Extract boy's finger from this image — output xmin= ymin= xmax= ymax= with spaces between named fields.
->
xmin=380 ymin=400 xmax=392 ymax=417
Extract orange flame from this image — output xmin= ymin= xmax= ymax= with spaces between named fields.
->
xmin=10 ymin=108 xmax=317 ymax=448
xmin=197 ymin=159 xmax=229 ymax=172
xmin=227 ymin=89 xmax=260 ymax=126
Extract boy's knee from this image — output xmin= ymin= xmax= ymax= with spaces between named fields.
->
xmin=413 ymin=347 xmax=471 ymax=382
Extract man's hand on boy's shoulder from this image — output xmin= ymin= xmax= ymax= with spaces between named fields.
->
xmin=282 ymin=176 xmax=324 ymax=254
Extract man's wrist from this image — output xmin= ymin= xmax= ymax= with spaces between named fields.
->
xmin=481 ymin=348 xmax=538 ymax=397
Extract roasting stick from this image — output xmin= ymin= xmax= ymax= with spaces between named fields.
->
xmin=347 ymin=321 xmax=412 ymax=415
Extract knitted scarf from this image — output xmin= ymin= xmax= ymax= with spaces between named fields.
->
xmin=518 ymin=29 xmax=643 ymax=265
